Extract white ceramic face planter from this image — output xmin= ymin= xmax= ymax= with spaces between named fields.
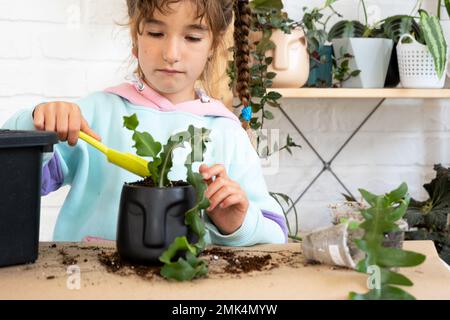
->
xmin=250 ymin=28 xmax=310 ymax=88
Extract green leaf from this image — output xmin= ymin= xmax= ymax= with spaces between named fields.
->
xmin=349 ymin=285 xmax=416 ymax=300
xmin=377 ymin=247 xmax=426 ymax=268
xmin=251 ymin=0 xmax=283 ymax=11
xmin=419 ymin=9 xmax=448 ymax=78
xmin=147 ymin=158 xmax=162 ymax=186
xmin=123 ymin=114 xmax=139 ymax=131
xmin=266 ymin=72 xmax=277 ymax=79
xmin=388 ymin=200 xmax=408 ymax=222
xmin=381 ymin=270 xmax=414 ymax=286
xmin=185 ymin=210 xmax=206 ymax=240
xmin=265 ymin=57 xmax=273 ymax=65
xmin=328 ymin=20 xmax=365 ymax=40
xmin=263 ymin=110 xmax=274 ymax=120
xmin=386 ymin=182 xmax=408 ymax=206
xmin=159 ymin=236 xmax=197 ymax=264
xmin=359 ymin=188 xmax=378 ymax=206
xmin=350 ymin=70 xmax=361 ymax=77
xmin=186 ymin=126 xmax=211 ymax=164
xmin=325 ymin=0 xmax=337 ymax=8
xmin=445 ymin=0 xmax=450 ymax=18
xmin=267 ymin=91 xmax=282 ymax=100
xmin=132 ymin=131 xmax=162 ymax=158
xmin=186 ymin=166 xmax=210 ymax=212
xmin=160 ymin=252 xmax=208 ymax=281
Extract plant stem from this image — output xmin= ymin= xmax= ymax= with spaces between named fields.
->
xmin=361 ymin=0 xmax=368 ymax=27
xmin=438 ymin=0 xmax=442 ymax=19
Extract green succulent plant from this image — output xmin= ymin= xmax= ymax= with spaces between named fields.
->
xmin=123 ymin=114 xmax=211 ymax=281
xmin=349 ymin=183 xmax=426 ymax=300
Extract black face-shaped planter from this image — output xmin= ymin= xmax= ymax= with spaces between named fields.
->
xmin=116 ymin=183 xmax=198 ymax=265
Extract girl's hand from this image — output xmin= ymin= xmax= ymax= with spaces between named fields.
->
xmin=199 ymin=164 xmax=249 ymax=235
xmin=33 ymin=102 xmax=101 ymax=146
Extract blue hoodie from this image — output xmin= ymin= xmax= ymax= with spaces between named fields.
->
xmin=2 ymin=88 xmax=288 ymax=245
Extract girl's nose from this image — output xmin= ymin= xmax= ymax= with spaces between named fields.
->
xmin=163 ymin=38 xmax=181 ymax=64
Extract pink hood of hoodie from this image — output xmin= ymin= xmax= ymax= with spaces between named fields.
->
xmin=105 ymin=81 xmax=240 ymax=124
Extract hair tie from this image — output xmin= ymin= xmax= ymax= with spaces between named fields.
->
xmin=241 ymin=105 xmax=252 ymax=122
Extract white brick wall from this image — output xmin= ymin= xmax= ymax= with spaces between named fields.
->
xmin=0 ymin=0 xmax=449 ymax=240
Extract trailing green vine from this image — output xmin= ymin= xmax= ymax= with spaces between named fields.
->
xmin=226 ymin=0 xmax=302 ymax=241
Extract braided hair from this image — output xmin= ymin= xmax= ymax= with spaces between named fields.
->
xmin=233 ymin=0 xmax=252 ymax=130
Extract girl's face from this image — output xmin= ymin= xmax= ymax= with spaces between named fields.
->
xmin=135 ymin=1 xmax=214 ymax=103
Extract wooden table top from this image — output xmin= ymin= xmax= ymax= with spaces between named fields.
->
xmin=0 ymin=240 xmax=448 ymax=300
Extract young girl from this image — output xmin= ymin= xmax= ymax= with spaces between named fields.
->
xmin=2 ymin=0 xmax=288 ymax=245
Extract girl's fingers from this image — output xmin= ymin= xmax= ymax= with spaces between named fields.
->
xmin=201 ymin=164 xmax=227 ymax=180
xmin=219 ymin=193 xmax=245 ymax=210
xmin=33 ymin=108 xmax=45 ymax=130
xmin=44 ymin=104 xmax=56 ymax=133
xmin=56 ymin=107 xmax=70 ymax=142
xmin=207 ymin=185 xmax=240 ymax=212
xmin=205 ymin=177 xmax=239 ymax=199
xmin=67 ymin=108 xmax=81 ymax=146
xmin=80 ymin=117 xmax=102 ymax=141
xmin=205 ymin=176 xmax=228 ymax=199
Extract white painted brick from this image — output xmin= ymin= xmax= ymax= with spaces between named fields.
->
xmin=0 ymin=22 xmax=33 ymax=58
xmin=38 ymin=25 xmax=130 ymax=61
xmin=0 ymin=61 xmax=88 ymax=97
xmin=0 ymin=0 xmax=80 ymax=23
xmin=85 ymin=61 xmax=130 ymax=92
xmin=83 ymin=0 xmax=127 ymax=25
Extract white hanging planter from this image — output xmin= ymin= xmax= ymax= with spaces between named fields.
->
xmin=332 ymin=38 xmax=393 ymax=88
xmin=397 ymin=34 xmax=449 ymax=88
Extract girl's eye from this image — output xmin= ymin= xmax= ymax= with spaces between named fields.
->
xmin=148 ymin=32 xmax=202 ymax=42
xmin=148 ymin=32 xmax=163 ymax=38
xmin=186 ymin=36 xmax=202 ymax=42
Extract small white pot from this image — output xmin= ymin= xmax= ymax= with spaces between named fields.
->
xmin=332 ymin=38 xmax=393 ymax=88
xmin=397 ymin=34 xmax=449 ymax=88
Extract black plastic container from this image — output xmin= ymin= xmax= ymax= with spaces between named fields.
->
xmin=116 ymin=183 xmax=198 ymax=265
xmin=0 ymin=129 xmax=58 ymax=267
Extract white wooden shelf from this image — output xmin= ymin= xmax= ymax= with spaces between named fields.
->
xmin=269 ymin=88 xmax=450 ymax=99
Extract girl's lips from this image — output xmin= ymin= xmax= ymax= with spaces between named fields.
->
xmin=158 ymin=69 xmax=183 ymax=74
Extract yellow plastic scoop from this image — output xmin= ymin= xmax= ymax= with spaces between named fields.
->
xmin=79 ymin=131 xmax=150 ymax=178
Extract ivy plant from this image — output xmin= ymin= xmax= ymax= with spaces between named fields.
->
xmin=349 ymin=183 xmax=426 ymax=300
xmin=123 ymin=114 xmax=211 ymax=281
xmin=228 ymin=0 xmax=301 ymax=156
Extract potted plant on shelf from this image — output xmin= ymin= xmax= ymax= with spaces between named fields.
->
xmin=396 ymin=8 xmax=449 ymax=88
xmin=248 ymin=0 xmax=310 ymax=89
xmin=300 ymin=0 xmax=342 ymax=88
xmin=328 ymin=0 xmax=394 ymax=88
xmin=116 ymin=114 xmax=211 ymax=281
